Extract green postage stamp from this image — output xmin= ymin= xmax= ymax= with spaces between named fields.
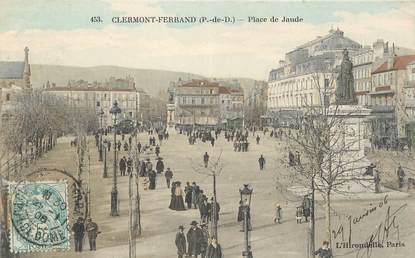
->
xmin=8 ymin=181 xmax=70 ymax=253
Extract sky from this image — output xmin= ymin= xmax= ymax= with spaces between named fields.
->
xmin=0 ymin=0 xmax=414 ymax=80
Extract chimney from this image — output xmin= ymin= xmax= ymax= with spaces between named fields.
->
xmin=23 ymin=47 xmax=31 ymax=88
xmin=387 ymin=43 xmax=395 ymax=70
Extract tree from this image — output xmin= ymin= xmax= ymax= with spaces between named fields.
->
xmin=189 ymin=150 xmax=225 ymax=240
xmin=278 ymin=71 xmax=369 ymax=256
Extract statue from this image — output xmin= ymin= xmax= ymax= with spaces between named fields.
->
xmin=336 ymin=49 xmax=357 ymax=105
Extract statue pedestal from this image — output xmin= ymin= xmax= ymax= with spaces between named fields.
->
xmin=328 ymin=105 xmax=375 ymax=194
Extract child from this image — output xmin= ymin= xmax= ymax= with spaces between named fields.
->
xmin=274 ymin=204 xmax=282 ymax=224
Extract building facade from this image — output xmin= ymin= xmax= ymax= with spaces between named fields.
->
xmin=46 ymin=77 xmax=150 ymax=126
xmin=0 ymin=47 xmax=31 ymax=121
xmin=370 ymin=54 xmax=415 ymax=146
xmin=267 ymin=28 xmax=362 ymax=117
xmin=169 ymin=79 xmax=244 ymax=127
xmin=174 ymin=79 xmax=220 ymax=126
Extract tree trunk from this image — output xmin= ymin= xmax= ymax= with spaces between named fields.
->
xmin=325 ymin=191 xmax=332 ymax=249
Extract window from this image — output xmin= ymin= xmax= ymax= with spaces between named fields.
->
xmin=6 ymin=93 xmax=10 ymax=101
xmin=192 ymin=97 xmax=195 ymax=104
xmin=210 ymin=89 xmax=213 ymax=94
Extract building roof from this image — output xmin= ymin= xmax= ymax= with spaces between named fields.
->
xmin=291 ymin=28 xmax=361 ymax=53
xmin=46 ymin=86 xmax=137 ymax=92
xmin=179 ymin=79 xmax=219 ymax=88
xmin=372 ymin=55 xmax=415 ymax=74
xmin=219 ymin=86 xmax=231 ymax=94
xmin=0 ymin=61 xmax=25 ymax=79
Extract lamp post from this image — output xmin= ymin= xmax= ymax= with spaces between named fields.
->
xmin=240 ymin=184 xmax=253 ymax=258
xmin=110 ymin=101 xmax=121 ymax=216
xmin=98 ymin=108 xmax=104 ymax=162
xmin=103 ymin=144 xmax=108 ymax=178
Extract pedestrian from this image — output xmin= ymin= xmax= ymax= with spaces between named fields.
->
xmin=72 ymin=217 xmax=85 ymax=252
xmin=200 ymin=198 xmax=209 ymax=224
xmin=107 ymin=141 xmax=111 ymax=152
xmin=85 ymin=218 xmax=99 ymax=251
xmin=119 ymin=156 xmax=127 ymax=176
xmin=288 ymin=151 xmax=295 ymax=166
xmin=155 ymin=145 xmax=160 ymax=156
xmin=192 ymin=182 xmax=200 ymax=209
xmin=185 ymin=182 xmax=193 ymax=209
xmin=187 ymin=221 xmax=203 ymax=258
xmin=374 ymin=169 xmax=381 ymax=193
xmin=237 ymin=201 xmax=251 ymax=231
xmin=156 ymin=157 xmax=164 ymax=174
xmin=127 ymin=157 xmax=133 ymax=175
xmin=296 ymin=206 xmax=303 ymax=224
xmin=148 ymin=169 xmax=157 ymax=190
xmin=170 ymin=181 xmax=186 ymax=211
xmin=302 ymin=196 xmax=311 ymax=222
xmin=314 ymin=240 xmax=333 ymax=258
xmin=137 ymin=142 xmax=142 ymax=153
xmin=165 ymin=167 xmax=173 ymax=188
xmin=175 ymin=225 xmax=187 ymax=258
xmin=200 ymin=223 xmax=210 ymax=258
xmin=256 ymin=135 xmax=260 ymax=144
xmin=203 ymin=152 xmax=209 ymax=168
xmin=206 ymin=237 xmax=223 ymax=258
xmin=274 ymin=203 xmax=282 ymax=224
xmin=210 ymin=198 xmax=220 ymax=222
xmin=258 ymin=155 xmax=265 ymax=170
xmin=397 ymin=165 xmax=405 ymax=188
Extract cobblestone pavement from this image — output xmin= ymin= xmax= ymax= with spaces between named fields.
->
xmin=14 ymin=131 xmax=415 ymax=258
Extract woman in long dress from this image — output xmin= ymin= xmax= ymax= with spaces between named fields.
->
xmin=171 ymin=181 xmax=186 ymax=211
xmin=169 ymin=182 xmax=177 ymax=210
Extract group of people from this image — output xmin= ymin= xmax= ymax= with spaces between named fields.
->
xmin=71 ymin=217 xmax=100 ymax=252
xmin=175 ymin=221 xmax=223 ymax=258
xmin=169 ymin=181 xmax=220 ymax=225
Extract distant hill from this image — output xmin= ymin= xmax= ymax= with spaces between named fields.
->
xmin=30 ymin=64 xmax=265 ymax=96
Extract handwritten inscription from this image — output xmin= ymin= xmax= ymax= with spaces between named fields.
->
xmin=332 ymin=195 xmax=407 ymax=258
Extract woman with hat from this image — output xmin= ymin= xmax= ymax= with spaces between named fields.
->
xmin=170 ymin=181 xmax=186 ymax=211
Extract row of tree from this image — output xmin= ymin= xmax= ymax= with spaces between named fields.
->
xmin=0 ymin=89 xmax=98 ymax=178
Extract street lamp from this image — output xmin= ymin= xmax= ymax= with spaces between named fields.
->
xmin=98 ymin=108 xmax=104 ymax=162
xmin=239 ymin=184 xmax=253 ymax=258
xmin=110 ymin=101 xmax=121 ymax=216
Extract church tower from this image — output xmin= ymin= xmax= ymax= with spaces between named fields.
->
xmin=23 ymin=47 xmax=31 ymax=89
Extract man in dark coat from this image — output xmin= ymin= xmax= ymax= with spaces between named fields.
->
xmin=85 ymin=218 xmax=99 ymax=251
xmin=397 ymin=165 xmax=405 ymax=188
xmin=148 ymin=170 xmax=157 ymax=190
xmin=200 ymin=223 xmax=209 ymax=258
xmin=127 ymin=157 xmax=133 ymax=175
xmin=191 ymin=182 xmax=200 ymax=209
xmin=156 ymin=158 xmax=164 ymax=174
xmin=206 ymin=237 xmax=222 ymax=258
xmin=314 ymin=241 xmax=333 ymax=258
xmin=203 ymin=152 xmax=209 ymax=168
xmin=185 ymin=182 xmax=193 ymax=209
xmin=72 ymin=217 xmax=85 ymax=252
xmin=165 ymin=167 xmax=173 ymax=188
xmin=155 ymin=145 xmax=160 ymax=156
xmin=187 ymin=221 xmax=203 ymax=257
xmin=302 ymin=196 xmax=311 ymax=222
xmin=258 ymin=155 xmax=265 ymax=170
xmin=175 ymin=225 xmax=186 ymax=258
xmin=119 ymin=156 xmax=127 ymax=176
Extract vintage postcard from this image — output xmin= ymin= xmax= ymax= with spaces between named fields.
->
xmin=0 ymin=1 xmax=414 ymax=258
